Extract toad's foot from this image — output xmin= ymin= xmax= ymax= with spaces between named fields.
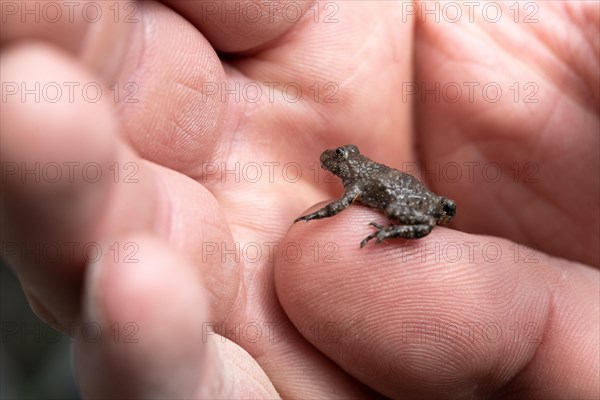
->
xmin=294 ymin=208 xmax=332 ymax=223
xmin=294 ymin=208 xmax=336 ymax=223
xmin=294 ymin=214 xmax=317 ymax=223
xmin=360 ymin=222 xmax=434 ymax=248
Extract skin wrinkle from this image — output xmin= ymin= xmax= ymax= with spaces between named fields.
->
xmin=423 ymin=139 xmax=524 ymax=237
xmin=166 ymin=106 xmax=201 ymax=150
xmin=416 ymin=4 xmax=594 ymax=130
xmin=169 ymin=67 xmax=223 ymax=147
xmin=523 ymin=261 xmax=597 ymax=395
xmin=498 ymin=267 xmax=555 ymax=396
xmin=119 ymin=3 xmax=227 ymax=171
xmin=436 ymin=100 xmax=595 ymax=260
xmin=501 ymin=155 xmax=592 ymax=243
xmin=492 ymin=4 xmax=595 ymax=114
xmin=228 ymin=213 xmax=286 ymax=238
xmin=530 ymin=4 xmax=598 ymax=109
xmin=154 ymin=166 xmax=176 ymax=250
xmin=214 ymin=340 xmax=281 ymax=398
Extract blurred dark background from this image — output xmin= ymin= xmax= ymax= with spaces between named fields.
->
xmin=1 ymin=259 xmax=79 ymax=399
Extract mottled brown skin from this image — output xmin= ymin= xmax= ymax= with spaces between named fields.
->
xmin=294 ymin=145 xmax=456 ymax=247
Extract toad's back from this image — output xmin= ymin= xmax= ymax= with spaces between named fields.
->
xmin=356 ymin=168 xmax=440 ymax=213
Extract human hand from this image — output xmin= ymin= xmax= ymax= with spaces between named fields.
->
xmin=279 ymin=1 xmax=599 ymax=398
xmin=1 ymin=1 xmax=598 ymax=398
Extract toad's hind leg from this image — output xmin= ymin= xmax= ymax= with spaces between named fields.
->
xmin=360 ymin=204 xmax=436 ymax=247
xmin=360 ymin=222 xmax=434 ymax=247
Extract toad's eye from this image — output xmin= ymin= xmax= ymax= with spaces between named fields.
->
xmin=335 ymin=148 xmax=345 ymax=157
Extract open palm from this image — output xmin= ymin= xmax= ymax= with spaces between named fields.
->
xmin=2 ymin=1 xmax=597 ymax=398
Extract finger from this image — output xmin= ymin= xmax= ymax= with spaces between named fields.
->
xmin=0 ymin=43 xmax=241 ymax=329
xmin=75 ymin=234 xmax=279 ymax=399
xmin=163 ymin=0 xmax=316 ymax=53
xmin=2 ymin=1 xmax=227 ymax=174
xmin=1 ymin=0 xmax=134 ymax=77
xmin=0 ymin=42 xmax=154 ymax=326
xmin=276 ymin=205 xmax=599 ymax=398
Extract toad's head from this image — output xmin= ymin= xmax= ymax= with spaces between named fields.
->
xmin=320 ymin=144 xmax=362 ymax=179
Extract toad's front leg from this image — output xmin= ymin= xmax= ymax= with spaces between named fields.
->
xmin=294 ymin=185 xmax=361 ymax=223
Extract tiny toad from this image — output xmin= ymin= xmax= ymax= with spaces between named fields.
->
xmin=294 ymin=144 xmax=456 ymax=247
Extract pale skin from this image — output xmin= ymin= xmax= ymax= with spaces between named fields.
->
xmin=1 ymin=1 xmax=598 ymax=398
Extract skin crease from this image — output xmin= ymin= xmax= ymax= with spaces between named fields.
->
xmin=1 ymin=1 xmax=598 ymax=399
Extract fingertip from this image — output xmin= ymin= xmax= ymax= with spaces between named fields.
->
xmin=76 ymin=234 xmax=280 ymax=399
xmin=1 ymin=42 xmax=117 ymax=165
xmin=76 ymin=234 xmax=210 ymax=398
xmin=164 ymin=0 xmax=316 ymax=53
